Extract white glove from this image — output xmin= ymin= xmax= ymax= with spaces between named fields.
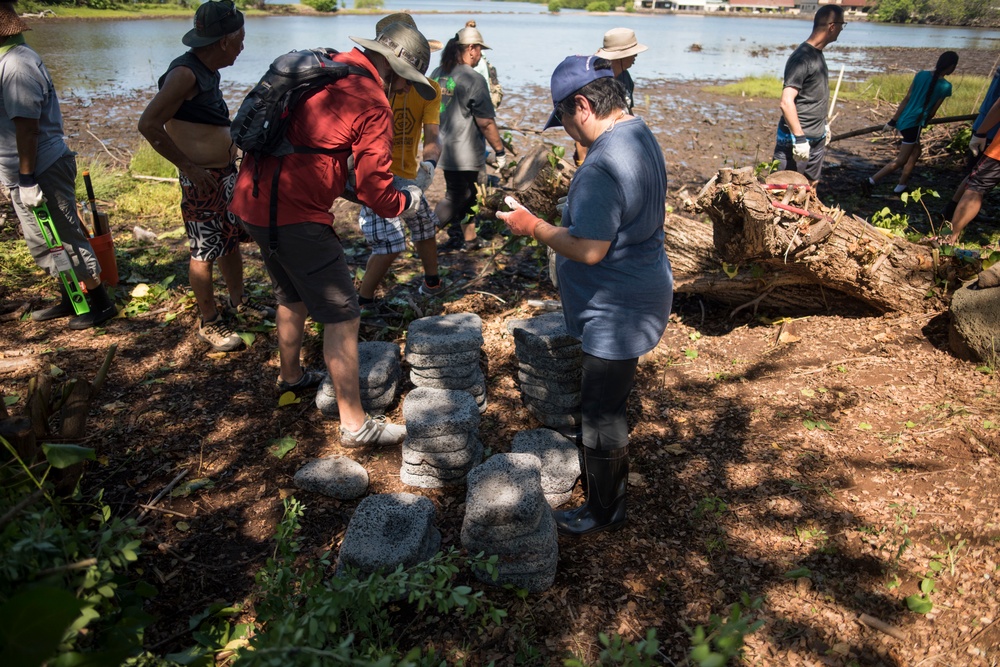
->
xmin=882 ymin=121 xmax=897 ymax=134
xmin=494 ymin=151 xmax=508 ymax=170
xmin=555 ymin=196 xmax=568 ymax=216
xmin=792 ymin=140 xmax=811 ymax=161
xmin=824 ymin=123 xmax=832 ymax=147
xmin=18 ymin=183 xmax=45 ymax=208
xmin=415 ymin=160 xmax=435 ymax=191
xmin=970 ymin=134 xmax=987 ymax=157
xmin=403 ymin=184 xmax=422 ymax=215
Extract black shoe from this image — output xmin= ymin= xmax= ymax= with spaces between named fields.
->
xmin=31 ymin=283 xmax=75 ymax=322
xmin=68 ymin=284 xmax=117 ymax=330
xmin=439 ymin=236 xmax=465 ymax=253
xmin=553 ymin=446 xmax=628 ymax=537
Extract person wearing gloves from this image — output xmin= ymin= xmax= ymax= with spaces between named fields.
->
xmin=0 ymin=1 xmax=117 ymax=329
xmin=230 ymin=22 xmax=432 ymax=449
xmin=356 ymin=13 xmax=444 ymax=310
xmin=497 ymin=55 xmax=673 ymax=537
xmin=863 ymin=51 xmax=957 ymax=196
xmin=772 ymin=5 xmax=845 ymax=185
xmin=943 ymin=96 xmax=1000 ymax=245
xmin=431 ymin=22 xmax=508 ymax=252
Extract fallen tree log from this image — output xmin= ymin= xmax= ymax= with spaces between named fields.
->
xmin=694 ymin=166 xmax=970 ymax=314
xmin=831 ymin=114 xmax=976 ymax=143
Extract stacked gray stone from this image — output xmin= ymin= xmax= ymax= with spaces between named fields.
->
xmin=404 ymin=313 xmax=486 ymax=413
xmin=511 ymin=429 xmax=581 ymax=508
xmin=461 ymin=453 xmax=558 ymax=593
xmin=400 ymin=387 xmax=482 ymax=488
xmin=316 ymin=341 xmax=402 ymax=416
xmin=336 ymin=493 xmax=441 ymax=577
xmin=506 ymin=312 xmax=582 ymax=431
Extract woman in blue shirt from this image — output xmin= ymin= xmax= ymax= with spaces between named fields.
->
xmin=864 ymin=51 xmax=958 ymax=195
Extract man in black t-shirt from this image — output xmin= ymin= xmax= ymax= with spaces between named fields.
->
xmin=773 ymin=5 xmax=845 ymax=184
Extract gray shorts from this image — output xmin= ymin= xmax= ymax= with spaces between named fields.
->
xmin=10 ymin=153 xmax=100 ymax=281
xmin=773 ymin=139 xmax=827 ymax=183
xmin=243 ymin=221 xmax=360 ymax=324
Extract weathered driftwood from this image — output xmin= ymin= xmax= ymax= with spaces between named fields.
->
xmin=479 ymin=144 xmax=574 ymax=221
xmin=696 ymin=166 xmax=951 ymax=314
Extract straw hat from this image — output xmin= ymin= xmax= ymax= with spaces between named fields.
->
xmin=0 ymin=2 xmax=31 ymax=38
xmin=376 ymin=12 xmax=441 ymax=52
xmin=182 ymin=0 xmax=244 ymax=48
xmin=350 ymin=21 xmax=436 ymax=101
xmin=594 ymin=28 xmax=647 ymax=60
xmin=456 ymin=22 xmax=490 ymax=50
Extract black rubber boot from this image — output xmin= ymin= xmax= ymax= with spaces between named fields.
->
xmin=31 ymin=282 xmax=75 ymax=322
xmin=554 ymin=446 xmax=628 ymax=537
xmin=68 ymin=284 xmax=117 ymax=330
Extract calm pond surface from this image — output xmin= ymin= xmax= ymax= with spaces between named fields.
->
xmin=26 ymin=0 xmax=998 ymax=99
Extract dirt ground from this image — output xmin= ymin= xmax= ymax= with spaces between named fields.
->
xmin=2 ymin=46 xmax=999 ymax=666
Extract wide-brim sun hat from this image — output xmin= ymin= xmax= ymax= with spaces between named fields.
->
xmin=375 ymin=11 xmax=442 ymax=53
xmin=0 ymin=2 xmax=31 ymax=38
xmin=182 ymin=0 xmax=244 ymax=48
xmin=594 ymin=27 xmax=647 ymax=60
xmin=350 ymin=22 xmax=436 ymax=101
xmin=543 ymin=55 xmax=614 ymax=130
xmin=456 ymin=25 xmax=491 ymax=50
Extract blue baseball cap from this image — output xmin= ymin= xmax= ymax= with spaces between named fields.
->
xmin=544 ymin=55 xmax=614 ymax=130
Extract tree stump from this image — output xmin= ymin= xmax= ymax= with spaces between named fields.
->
xmin=695 ymin=166 xmax=956 ymax=314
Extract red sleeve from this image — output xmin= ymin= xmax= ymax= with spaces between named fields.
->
xmin=353 ymin=105 xmax=407 ymax=218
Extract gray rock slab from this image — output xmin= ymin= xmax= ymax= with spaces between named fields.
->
xmin=403 ymin=387 xmax=480 ymax=438
xmin=507 ymin=312 xmax=581 ymax=351
xmin=525 ymin=403 xmax=582 ymax=429
xmin=515 ymin=339 xmax=582 ymax=361
xmin=405 ymin=313 xmax=484 ymax=355
xmin=511 ymin=429 xmax=582 ymax=499
xmin=406 ymin=348 xmax=481 ymax=369
xmin=462 ymin=509 xmax=558 ymax=557
xmin=293 ymin=456 xmax=369 ymax=499
xmin=404 ymin=431 xmax=473 ymax=454
xmin=410 ymin=367 xmax=484 ymax=391
xmin=524 ymin=394 xmax=582 ymax=415
xmin=949 ymin=284 xmax=1000 ymax=362
xmin=403 ymin=435 xmax=483 ymax=469
xmin=408 ymin=362 xmax=481 ymax=379
xmin=464 ymin=453 xmax=546 ymax=528
xmin=400 ymin=467 xmax=467 ymax=489
xmin=544 ymin=490 xmax=574 ymax=507
xmin=316 ymin=375 xmax=400 ymax=416
xmin=516 ymin=354 xmax=582 ymax=375
xmin=336 ymin=493 xmax=437 ymax=575
xmin=520 ymin=382 xmax=582 ymax=408
xmin=518 ymin=370 xmax=580 ymax=394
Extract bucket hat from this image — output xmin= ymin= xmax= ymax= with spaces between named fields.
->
xmin=0 ymin=3 xmax=30 ymax=38
xmin=350 ymin=22 xmax=436 ymax=101
xmin=376 ymin=12 xmax=442 ymax=52
xmin=182 ymin=0 xmax=244 ymax=48
xmin=544 ymin=55 xmax=614 ymax=130
xmin=594 ymin=28 xmax=647 ymax=60
xmin=456 ymin=24 xmax=491 ymax=50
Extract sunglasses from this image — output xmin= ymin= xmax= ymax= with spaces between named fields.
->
xmin=208 ymin=1 xmax=237 ymax=27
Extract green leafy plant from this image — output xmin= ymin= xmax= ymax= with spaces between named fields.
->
xmin=871 ymin=206 xmax=909 ymax=235
xmin=900 ymin=187 xmax=940 ymax=236
xmin=302 ymin=0 xmax=338 ymax=11
xmin=948 ymin=125 xmax=972 ymax=155
xmin=585 ymin=1 xmax=611 ymax=10
xmin=686 ymin=593 xmax=764 ymax=667
xmin=905 ymin=576 xmax=935 ymax=614
xmin=548 ymin=0 xmax=561 ymax=11
xmin=122 ymin=275 xmax=176 ymax=318
xmin=235 ymin=497 xmax=507 ymax=666
xmin=548 ymin=144 xmax=566 ymax=169
xmin=565 ymin=629 xmax=660 ymax=666
xmin=753 ymin=158 xmax=780 ymax=178
xmin=0 ymin=443 xmax=151 ymax=667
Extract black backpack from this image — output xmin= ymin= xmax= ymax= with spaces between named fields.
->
xmin=230 ymin=48 xmax=371 ymax=251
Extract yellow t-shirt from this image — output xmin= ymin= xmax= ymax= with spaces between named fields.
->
xmin=389 ymin=79 xmax=442 ymax=180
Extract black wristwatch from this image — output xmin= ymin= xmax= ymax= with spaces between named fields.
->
xmin=794 ymin=135 xmax=808 ymax=144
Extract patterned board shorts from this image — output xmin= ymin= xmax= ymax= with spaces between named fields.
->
xmin=967 ymin=154 xmax=1000 ymax=194
xmin=358 ymin=194 xmax=439 ymax=256
xmin=179 ymin=164 xmax=249 ymax=262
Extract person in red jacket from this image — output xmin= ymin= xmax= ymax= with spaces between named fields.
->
xmin=230 ymin=22 xmax=434 ymax=448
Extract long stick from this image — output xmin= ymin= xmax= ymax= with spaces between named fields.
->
xmin=137 ymin=468 xmax=188 ymax=522
xmin=828 ymin=65 xmax=845 ymax=121
xmin=830 ymin=114 xmax=977 ymax=143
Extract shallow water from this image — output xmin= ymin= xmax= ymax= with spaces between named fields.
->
xmin=28 ymin=1 xmax=996 ymax=100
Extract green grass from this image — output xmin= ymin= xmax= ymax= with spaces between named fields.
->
xmin=707 ymin=74 xmax=992 ymax=117
xmin=130 ymin=141 xmax=179 ymax=179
